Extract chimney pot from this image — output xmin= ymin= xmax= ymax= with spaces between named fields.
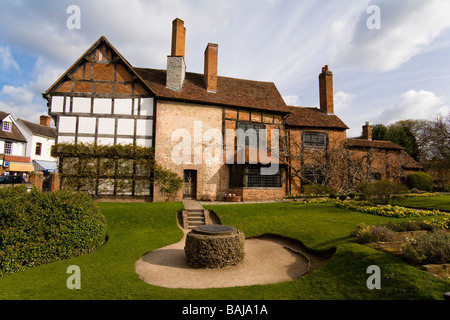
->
xmin=204 ymin=43 xmax=218 ymax=93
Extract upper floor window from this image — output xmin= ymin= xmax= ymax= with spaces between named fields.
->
xmin=4 ymin=141 xmax=12 ymax=155
xmin=236 ymin=122 xmax=266 ymax=148
xmin=2 ymin=121 xmax=11 ymax=132
xmin=303 ymin=132 xmax=327 ymax=147
xmin=35 ymin=142 xmax=42 ymax=156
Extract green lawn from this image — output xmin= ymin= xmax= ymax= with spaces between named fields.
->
xmin=0 ymin=201 xmax=448 ymax=300
xmin=402 ymin=194 xmax=450 ymax=212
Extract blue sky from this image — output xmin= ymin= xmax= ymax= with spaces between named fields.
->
xmin=0 ymin=0 xmax=449 ymax=137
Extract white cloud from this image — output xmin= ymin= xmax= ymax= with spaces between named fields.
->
xmin=1 ymin=85 xmax=34 ymax=105
xmin=283 ymin=95 xmax=301 ymax=106
xmin=377 ymin=89 xmax=449 ymax=124
xmin=334 ymin=0 xmax=450 ymax=71
xmin=0 ymin=46 xmax=20 ymax=71
xmin=334 ymin=91 xmax=356 ymax=112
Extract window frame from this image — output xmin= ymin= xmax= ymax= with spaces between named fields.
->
xmin=35 ymin=142 xmax=42 ymax=156
xmin=303 ymin=131 xmax=327 ymax=148
xmin=236 ymin=121 xmax=266 ymax=149
xmin=229 ymin=164 xmax=282 ymax=188
xmin=2 ymin=121 xmax=11 ymax=132
xmin=303 ymin=166 xmax=326 ymax=185
xmin=4 ymin=141 xmax=12 ymax=155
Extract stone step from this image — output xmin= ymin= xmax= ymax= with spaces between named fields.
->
xmin=188 ymin=216 xmax=205 ymax=221
xmin=188 ymin=220 xmax=205 ymax=229
xmin=188 ymin=211 xmax=204 ymax=216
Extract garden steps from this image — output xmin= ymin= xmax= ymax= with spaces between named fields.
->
xmin=181 ymin=200 xmax=213 ymax=229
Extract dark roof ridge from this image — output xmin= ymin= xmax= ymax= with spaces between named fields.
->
xmin=17 ymin=118 xmax=56 ymax=139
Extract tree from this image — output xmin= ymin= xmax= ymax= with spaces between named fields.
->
xmin=372 ymin=124 xmax=388 ymax=141
xmin=372 ymin=121 xmax=420 ymax=161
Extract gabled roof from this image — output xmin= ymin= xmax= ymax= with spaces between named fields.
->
xmin=285 ymin=106 xmax=349 ymax=129
xmin=133 ymin=68 xmax=288 ymax=113
xmin=0 ymin=111 xmax=26 ymax=142
xmin=43 ymin=36 xmax=154 ymax=98
xmin=17 ymin=119 xmax=56 ymax=139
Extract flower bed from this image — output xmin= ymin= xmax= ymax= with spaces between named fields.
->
xmin=334 ymin=200 xmax=444 ymax=218
xmin=225 ymin=194 xmax=242 ymax=202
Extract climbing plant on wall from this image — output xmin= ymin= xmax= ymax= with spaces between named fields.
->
xmin=52 ymin=142 xmax=181 ymax=199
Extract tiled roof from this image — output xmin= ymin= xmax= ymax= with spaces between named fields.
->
xmin=346 ymin=138 xmax=405 ymax=150
xmin=18 ymin=119 xmax=56 ymax=139
xmin=400 ymin=150 xmax=423 ymax=169
xmin=133 ymin=68 xmax=288 ymax=113
xmin=0 ymin=111 xmax=26 ymax=142
xmin=285 ymin=106 xmax=348 ymax=129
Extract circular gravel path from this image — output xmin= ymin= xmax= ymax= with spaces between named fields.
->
xmin=135 ymin=227 xmax=316 ymax=289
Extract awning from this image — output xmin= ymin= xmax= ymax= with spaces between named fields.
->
xmin=32 ymin=160 xmax=58 ymax=172
xmin=5 ymin=163 xmax=35 ymax=172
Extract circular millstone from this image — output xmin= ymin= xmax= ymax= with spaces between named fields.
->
xmin=192 ymin=225 xmax=237 ymax=236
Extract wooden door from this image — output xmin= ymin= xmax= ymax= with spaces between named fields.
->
xmin=183 ymin=170 xmax=197 ymax=199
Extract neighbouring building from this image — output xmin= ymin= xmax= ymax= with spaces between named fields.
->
xmin=43 ymin=18 xmax=421 ymax=201
xmin=16 ymin=115 xmax=57 ymax=172
xmin=0 ymin=111 xmax=34 ymax=176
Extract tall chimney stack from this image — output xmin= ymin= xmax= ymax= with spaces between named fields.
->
xmin=204 ymin=43 xmax=218 ymax=93
xmin=362 ymin=122 xmax=373 ymax=140
xmin=171 ymin=18 xmax=186 ymax=58
xmin=166 ymin=18 xmax=186 ymax=91
xmin=319 ymin=65 xmax=334 ymax=114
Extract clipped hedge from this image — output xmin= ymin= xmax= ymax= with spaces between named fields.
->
xmin=0 ymin=185 xmax=107 ymax=276
xmin=406 ymin=172 xmax=433 ymax=192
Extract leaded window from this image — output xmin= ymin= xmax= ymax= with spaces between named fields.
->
xmin=230 ymin=164 xmax=281 ymax=188
xmin=303 ymin=132 xmax=327 ymax=147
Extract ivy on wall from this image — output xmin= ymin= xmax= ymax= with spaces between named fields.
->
xmin=52 ymin=142 xmax=182 ymax=199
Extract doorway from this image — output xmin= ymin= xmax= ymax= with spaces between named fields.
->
xmin=183 ymin=170 xmax=197 ymax=199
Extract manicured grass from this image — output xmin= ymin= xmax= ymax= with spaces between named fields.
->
xmin=0 ymin=201 xmax=448 ymax=300
xmin=402 ymin=194 xmax=450 ymax=212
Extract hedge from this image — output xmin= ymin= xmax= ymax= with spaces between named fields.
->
xmin=406 ymin=172 xmax=433 ymax=192
xmin=0 ymin=185 xmax=107 ymax=276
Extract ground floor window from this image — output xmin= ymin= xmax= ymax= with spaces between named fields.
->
xmin=303 ymin=166 xmax=325 ymax=185
xmin=229 ymin=164 xmax=281 ymax=188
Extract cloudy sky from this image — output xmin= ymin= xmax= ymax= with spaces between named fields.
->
xmin=0 ymin=0 xmax=449 ymax=136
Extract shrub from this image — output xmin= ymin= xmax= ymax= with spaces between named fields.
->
xmin=402 ymin=230 xmax=450 ymax=265
xmin=356 ymin=179 xmax=408 ymax=205
xmin=329 ymin=194 xmax=337 ymax=199
xmin=153 ymin=165 xmax=183 ymax=201
xmin=406 ymin=172 xmax=433 ymax=192
xmin=0 ymin=186 xmax=107 ymax=276
xmin=338 ymin=194 xmax=347 ymax=200
xmin=302 ymin=184 xmax=335 ymax=195
xmin=352 ymin=224 xmax=396 ymax=243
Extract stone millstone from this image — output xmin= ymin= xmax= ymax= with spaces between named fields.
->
xmin=184 ymin=225 xmax=245 ymax=269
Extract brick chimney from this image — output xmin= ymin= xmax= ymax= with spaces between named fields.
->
xmin=166 ymin=18 xmax=186 ymax=91
xmin=204 ymin=43 xmax=218 ymax=93
xmin=362 ymin=122 xmax=372 ymax=140
xmin=40 ymin=115 xmax=51 ymax=127
xmin=319 ymin=65 xmax=334 ymax=114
